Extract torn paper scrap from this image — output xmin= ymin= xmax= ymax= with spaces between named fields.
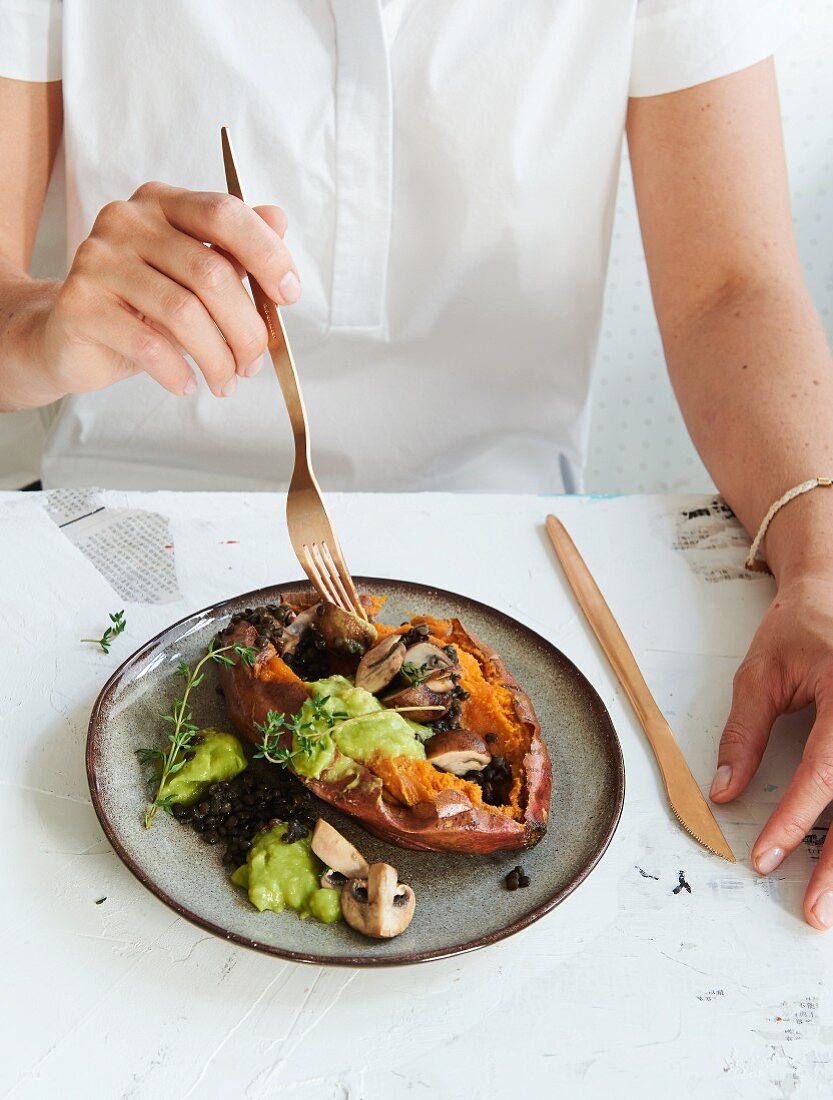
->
xmin=45 ymin=489 xmax=181 ymax=604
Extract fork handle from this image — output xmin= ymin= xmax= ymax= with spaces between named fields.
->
xmin=221 ymin=126 xmax=310 ymax=458
xmin=249 ymin=281 xmax=311 ymax=457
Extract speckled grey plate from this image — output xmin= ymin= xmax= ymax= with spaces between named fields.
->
xmin=87 ymin=579 xmax=624 ymax=967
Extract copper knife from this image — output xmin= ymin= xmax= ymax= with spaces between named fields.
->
xmin=545 ymin=514 xmax=735 ymax=862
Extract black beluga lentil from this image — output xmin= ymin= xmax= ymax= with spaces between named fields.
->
xmin=401 ymin=622 xmax=431 ymax=647
xmin=283 ymin=630 xmax=332 ymax=681
xmin=218 ymin=603 xmax=334 ymax=681
xmin=170 ymin=761 xmax=317 ymax=868
xmin=426 ymin=699 xmax=462 ymax=734
xmin=505 ymin=865 xmax=530 ymax=890
xmin=463 ymin=754 xmax=513 ymax=806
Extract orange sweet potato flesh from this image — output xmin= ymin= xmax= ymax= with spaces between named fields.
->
xmin=218 ymin=592 xmax=551 ymax=854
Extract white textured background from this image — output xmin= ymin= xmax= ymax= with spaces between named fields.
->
xmin=1 ymin=3 xmax=831 ymax=491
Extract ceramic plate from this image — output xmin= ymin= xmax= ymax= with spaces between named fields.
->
xmin=87 ymin=579 xmax=624 ymax=967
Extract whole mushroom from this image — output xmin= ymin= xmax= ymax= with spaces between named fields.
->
xmin=340 ymin=863 xmax=416 ymax=939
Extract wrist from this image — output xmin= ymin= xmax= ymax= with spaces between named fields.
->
xmin=762 ymin=488 xmax=833 ymax=586
xmin=0 ymin=277 xmax=66 ymax=409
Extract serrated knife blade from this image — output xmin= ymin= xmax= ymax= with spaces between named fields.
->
xmin=545 ymin=514 xmax=735 ymax=863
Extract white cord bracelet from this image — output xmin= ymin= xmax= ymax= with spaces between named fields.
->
xmin=745 ymin=477 xmax=833 ymax=572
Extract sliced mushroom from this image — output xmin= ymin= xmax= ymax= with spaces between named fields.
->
xmin=315 ymin=602 xmax=378 ymax=658
xmin=279 ymin=602 xmax=322 ymax=657
xmin=424 ymin=672 xmax=457 ymax=693
xmin=320 ymin=869 xmax=348 ymax=890
xmin=425 ymin=730 xmax=492 ymax=775
xmin=401 ymin=641 xmax=459 ymax=681
xmin=355 ymin=634 xmax=407 ymax=694
xmin=341 ymin=863 xmax=416 ymax=939
xmin=311 ymin=819 xmax=370 ymax=880
xmin=382 ymin=680 xmax=454 ymax=723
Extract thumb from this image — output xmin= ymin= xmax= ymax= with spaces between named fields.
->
xmin=711 ymin=658 xmax=780 ymax=803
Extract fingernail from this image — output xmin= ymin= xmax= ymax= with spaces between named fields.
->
xmin=710 ymin=764 xmax=732 ymax=799
xmin=221 ymin=375 xmax=237 ymax=397
xmin=754 ymin=846 xmax=785 ymax=875
xmin=812 ymin=891 xmax=833 ymax=929
xmin=278 ymin=271 xmax=301 ymax=303
xmin=183 ymin=375 xmax=197 ymax=396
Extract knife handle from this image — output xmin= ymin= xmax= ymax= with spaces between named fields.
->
xmin=545 ymin=515 xmax=680 ymax=789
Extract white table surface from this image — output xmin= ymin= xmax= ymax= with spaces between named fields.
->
xmin=2 ymin=490 xmax=830 ymax=1099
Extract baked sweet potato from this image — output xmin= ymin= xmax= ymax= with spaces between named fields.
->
xmin=216 ymin=592 xmax=551 ymax=854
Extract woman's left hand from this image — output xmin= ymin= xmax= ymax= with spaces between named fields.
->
xmin=711 ymin=573 xmax=833 ymax=929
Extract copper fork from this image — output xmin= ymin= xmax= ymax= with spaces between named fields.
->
xmin=221 ymin=127 xmax=367 ymax=620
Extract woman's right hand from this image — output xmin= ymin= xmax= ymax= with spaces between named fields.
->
xmin=39 ymin=182 xmax=301 ymax=399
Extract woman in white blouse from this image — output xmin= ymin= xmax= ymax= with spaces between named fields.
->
xmin=2 ymin=1 xmax=833 ymax=929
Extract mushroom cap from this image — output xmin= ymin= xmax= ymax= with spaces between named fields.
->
xmin=425 ymin=730 xmax=492 ymax=775
xmin=340 ymin=863 xmax=416 ymax=939
xmin=314 ymin=602 xmax=378 ymax=658
xmin=355 ymin=634 xmax=407 ymax=695
xmin=311 ymin=819 xmax=370 ymax=879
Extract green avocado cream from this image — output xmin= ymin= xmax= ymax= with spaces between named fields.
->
xmin=157 ymin=728 xmax=247 ymax=806
xmin=231 ymin=822 xmax=342 ymax=923
xmin=290 ymin=675 xmax=428 ymax=779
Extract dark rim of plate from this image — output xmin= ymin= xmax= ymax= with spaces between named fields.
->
xmin=86 ymin=577 xmax=625 ymax=968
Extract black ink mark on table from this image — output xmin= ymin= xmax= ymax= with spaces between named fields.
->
xmin=636 ymin=866 xmax=659 ymax=880
xmin=673 ymin=870 xmax=692 ymax=895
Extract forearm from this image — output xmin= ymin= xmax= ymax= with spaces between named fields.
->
xmin=665 ymin=275 xmax=833 ymax=584
xmin=0 ymin=260 xmax=63 ymax=411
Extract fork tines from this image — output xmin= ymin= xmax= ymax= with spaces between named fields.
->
xmin=302 ymin=541 xmax=368 ymax=621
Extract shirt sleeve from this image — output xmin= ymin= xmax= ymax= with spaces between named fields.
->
xmin=630 ymin=0 xmax=790 ymax=97
xmin=0 ymin=0 xmax=62 ymax=82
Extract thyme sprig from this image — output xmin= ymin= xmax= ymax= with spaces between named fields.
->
xmin=400 ymin=661 xmax=430 ymax=686
xmin=253 ymin=691 xmax=349 ymax=768
xmin=138 ymin=636 xmax=257 ymax=828
xmin=252 ymin=709 xmax=319 ymax=766
xmin=82 ymin=609 xmax=127 ymax=654
xmin=309 ymin=693 xmax=349 ymax=726
xmin=254 ymin=694 xmax=445 ymax=769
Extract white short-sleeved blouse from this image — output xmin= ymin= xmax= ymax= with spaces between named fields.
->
xmin=0 ymin=1 xmax=785 ymax=491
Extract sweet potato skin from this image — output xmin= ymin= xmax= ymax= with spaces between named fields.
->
xmin=219 ymin=621 xmax=310 ymax=734
xmin=217 ymin=594 xmax=551 ymax=854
